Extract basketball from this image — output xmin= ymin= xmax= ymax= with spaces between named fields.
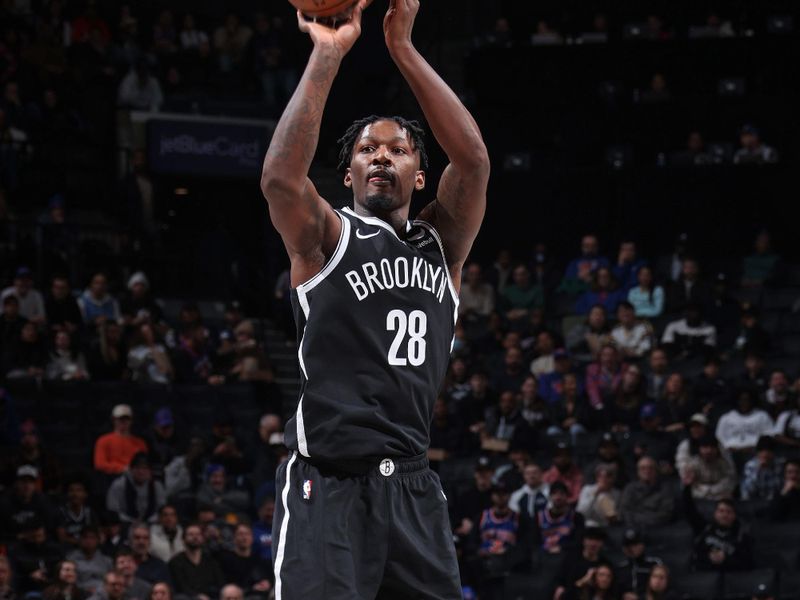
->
xmin=289 ymin=0 xmax=358 ymax=18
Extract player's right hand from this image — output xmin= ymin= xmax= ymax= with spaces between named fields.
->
xmin=297 ymin=0 xmax=372 ymax=58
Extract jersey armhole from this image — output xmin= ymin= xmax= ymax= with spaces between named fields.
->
xmin=294 ymin=211 xmax=351 ymax=294
xmin=412 ymin=219 xmax=460 ymax=308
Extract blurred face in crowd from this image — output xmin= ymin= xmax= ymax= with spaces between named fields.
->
xmin=498 ymin=391 xmax=517 ymax=416
xmin=15 ymin=476 xmax=36 ymax=501
xmin=553 ymin=450 xmax=572 ymax=471
xmin=114 ymin=415 xmax=132 ymax=435
xmin=595 ymin=268 xmax=612 ymax=290
xmin=505 ymin=347 xmax=523 ymax=370
xmin=21 ymin=526 xmax=47 ymax=545
xmin=619 ymin=242 xmax=636 ymax=264
xmin=159 ymin=506 xmax=178 ymax=530
xmin=258 ymin=414 xmax=281 ymax=442
xmin=583 ymin=536 xmax=603 ymax=559
xmin=209 ymin=468 xmax=226 ymax=492
xmin=622 ymin=365 xmax=641 ymax=392
xmin=581 ymin=235 xmax=598 ymax=256
xmin=523 ymin=464 xmax=543 ymax=488
xmin=740 ymin=131 xmax=759 ymax=150
xmin=89 ymin=274 xmax=107 ymax=298
xmin=737 ymin=391 xmax=755 ymax=414
xmin=617 ymin=304 xmax=635 ymax=327
xmin=221 ymin=585 xmax=243 ymax=600
xmin=754 ymin=231 xmax=771 ymax=254
xmin=55 ymin=330 xmax=71 ymax=351
xmin=595 ymin=566 xmax=613 ymax=590
xmin=649 ymin=349 xmax=668 ymax=373
xmin=21 ymin=322 xmax=38 ymax=343
xmin=104 ymin=573 xmax=125 ymax=600
xmin=624 ymin=540 xmax=645 ymax=559
xmin=114 ymin=554 xmax=136 ymax=577
xmin=79 ymin=529 xmax=100 ymax=554
xmin=151 ymin=582 xmax=171 ymax=600
xmin=598 ymin=441 xmax=618 ymax=461
xmin=681 ymin=259 xmax=699 ymax=281
xmin=520 ymin=375 xmax=538 ymax=401
xmin=563 ymin=373 xmax=578 ymax=396
xmin=58 ymin=561 xmax=77 ymax=585
xmin=184 ymin=525 xmax=204 ymax=550
xmin=595 ymin=466 xmax=615 ymax=491
xmin=130 ymin=526 xmax=150 ymax=556
xmin=450 ymin=358 xmax=467 ymax=380
xmin=66 ymin=482 xmax=87 ymax=507
xmin=512 ymin=265 xmax=530 ymax=288
xmin=785 ymin=462 xmax=800 ymax=485
xmin=703 ymin=360 xmax=720 ymax=378
xmin=234 ymin=525 xmax=253 ymax=553
xmin=258 ymin=498 xmax=275 ymax=524
xmin=491 ymin=488 xmax=510 ymax=510
xmin=689 ymin=421 xmax=707 ymax=440
xmin=637 ymin=457 xmax=657 ymax=485
xmin=474 ymin=468 xmax=492 ymax=491
xmin=14 ymin=274 xmax=32 ymax=294
xmin=745 ymin=354 xmax=764 ymax=374
xmin=130 ymin=461 xmax=152 ymax=486
xmin=502 ymin=332 xmax=521 ymax=350
xmin=599 ymin=345 xmax=618 ymax=369
xmin=648 ymin=565 xmax=669 ymax=593
xmin=432 ymin=398 xmax=447 ymax=420
xmin=588 ymin=306 xmax=606 ymax=330
xmin=687 ymin=131 xmax=704 ymax=153
xmin=699 ymin=443 xmax=719 ymax=462
xmin=769 ymin=371 xmax=788 ymax=393
xmin=665 ymin=373 xmax=683 ymax=396
xmin=637 ymin=266 xmax=654 ymax=289
xmin=51 ymin=277 xmax=70 ymax=300
xmin=131 ymin=281 xmax=147 ymax=299
xmin=536 ymin=332 xmax=554 ymax=354
xmin=549 ymin=488 xmax=568 ymax=512
xmin=714 ymin=502 xmax=736 ymax=528
xmin=465 ymin=263 xmax=482 ymax=286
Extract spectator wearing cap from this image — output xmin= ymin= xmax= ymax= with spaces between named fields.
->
xmin=454 ymin=457 xmax=494 ymax=544
xmin=682 ymin=435 xmax=737 ymax=501
xmin=733 ymin=124 xmax=778 ymax=165
xmin=585 ymin=344 xmax=628 ymax=410
xmin=127 ymin=323 xmax=173 ymax=385
xmin=45 ymin=276 xmax=82 ymax=336
xmin=627 ymin=266 xmax=664 ymax=319
xmin=106 ymin=453 xmax=165 ymax=524
xmin=675 ymin=413 xmax=719 ymax=475
xmin=66 ymin=526 xmax=113 ymax=595
xmin=751 ymin=581 xmax=775 ymax=600
xmin=145 ymin=407 xmax=183 ymax=476
xmin=7 ymin=517 xmax=64 ymax=595
xmin=740 ymin=436 xmax=784 ymax=501
xmin=77 ymin=273 xmax=120 ymax=328
xmin=195 ymin=464 xmax=249 ymax=518
xmin=0 ymin=465 xmax=55 ymax=538
xmin=741 ymin=230 xmax=779 ymax=289
xmin=1 ymin=266 xmax=45 ymax=323
xmin=574 ymin=267 xmax=625 ymax=316
xmin=616 ymin=529 xmax=663 ymax=597
xmin=217 ymin=522 xmax=272 ymax=596
xmin=715 ymin=388 xmax=773 ymax=463
xmin=45 ymin=330 xmax=89 ymax=381
xmin=683 ymin=487 xmax=753 ymax=572
xmin=566 ymin=305 xmax=612 ymax=365
xmin=509 ymin=461 xmax=549 ymax=524
xmin=661 ymin=303 xmax=717 ymax=361
xmin=149 ymin=505 xmax=184 ymax=563
xmin=619 ymin=456 xmax=674 ymax=530
xmin=128 ymin=523 xmax=171 ymax=585
xmin=770 ymin=459 xmax=800 ymax=521
xmin=120 ymin=272 xmax=163 ymax=331
xmin=530 ymin=480 xmax=584 ymax=556
xmin=576 ymin=464 xmax=620 ymax=527
xmin=553 ymin=527 xmax=607 ymax=600
xmin=666 ymin=258 xmax=711 ymax=314
xmin=559 ymin=234 xmax=609 ymax=296
xmin=2 ymin=418 xmax=62 ymax=492
xmin=583 ymin=433 xmax=629 ymax=489
xmin=93 ymin=404 xmax=148 ymax=476
xmin=542 ymin=443 xmax=584 ymax=505
xmin=611 ymin=302 xmax=653 ymax=361
xmin=99 ymin=512 xmax=124 ymax=558
xmin=168 ymin=523 xmax=225 ymax=600
xmin=56 ymin=478 xmax=98 ymax=547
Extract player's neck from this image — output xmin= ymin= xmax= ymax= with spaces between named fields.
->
xmin=352 ymin=204 xmax=409 ymax=235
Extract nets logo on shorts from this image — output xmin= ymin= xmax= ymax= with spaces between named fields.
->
xmin=302 ymin=479 xmax=313 ymax=500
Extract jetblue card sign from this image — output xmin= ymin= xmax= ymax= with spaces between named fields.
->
xmin=145 ymin=114 xmax=274 ymax=178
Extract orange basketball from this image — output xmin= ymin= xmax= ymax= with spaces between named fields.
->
xmin=289 ymin=0 xmax=358 ymax=18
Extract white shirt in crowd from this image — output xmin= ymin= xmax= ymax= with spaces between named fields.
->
xmin=661 ymin=318 xmax=717 ymax=347
xmin=611 ymin=322 xmax=653 ymax=358
xmin=716 ymin=409 xmax=773 ymax=450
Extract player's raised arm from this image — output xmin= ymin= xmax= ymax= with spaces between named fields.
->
xmin=260 ymin=1 xmax=369 ymax=285
xmin=383 ymin=0 xmax=490 ymax=285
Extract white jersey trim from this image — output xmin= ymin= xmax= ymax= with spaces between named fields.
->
xmin=274 ymin=452 xmax=297 ymax=600
xmin=294 ymin=211 xmax=351 ymax=294
xmin=295 ymin=395 xmax=310 ymax=457
xmin=341 ymin=206 xmax=411 ymax=240
xmin=412 ymin=219 xmax=460 ymax=308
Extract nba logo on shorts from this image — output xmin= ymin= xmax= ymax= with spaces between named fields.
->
xmin=302 ymin=479 xmax=313 ymax=500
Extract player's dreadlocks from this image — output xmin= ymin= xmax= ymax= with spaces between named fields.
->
xmin=337 ymin=115 xmax=429 ymax=172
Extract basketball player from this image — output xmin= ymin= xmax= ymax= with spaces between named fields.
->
xmin=261 ymin=0 xmax=489 ymax=598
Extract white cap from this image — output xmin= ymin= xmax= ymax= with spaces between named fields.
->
xmin=127 ymin=271 xmax=149 ymax=290
xmin=112 ymin=404 xmax=133 ymax=419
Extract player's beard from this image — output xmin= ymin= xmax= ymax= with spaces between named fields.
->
xmin=364 ymin=193 xmax=395 ymax=212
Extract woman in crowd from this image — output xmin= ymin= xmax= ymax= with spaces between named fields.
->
xmin=627 ymin=266 xmax=664 ymax=318
xmin=568 ymin=305 xmax=612 ymax=363
xmin=42 ymin=561 xmax=85 ymax=600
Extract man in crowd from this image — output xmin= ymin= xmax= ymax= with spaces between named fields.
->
xmin=113 ymin=548 xmax=152 ymax=600
xmin=88 ymin=570 xmax=126 ymax=600
xmin=128 ymin=522 xmax=171 ymax=584
xmin=93 ymin=404 xmax=148 ymax=476
xmin=542 ymin=442 xmax=584 ymax=505
xmin=67 ymin=525 xmax=113 ymax=595
xmin=168 ymin=523 xmax=224 ymax=600
xmin=616 ymin=529 xmax=663 ymax=597
xmin=216 ymin=522 xmax=273 ymax=596
xmin=611 ymin=301 xmax=653 ymax=360
xmin=530 ymin=481 xmax=584 ymax=556
xmin=620 ymin=456 xmax=674 ymax=529
xmin=1 ymin=266 xmax=45 ymax=323
xmin=0 ymin=465 xmax=54 ymax=537
xmin=553 ymin=527 xmax=608 ymax=600
xmin=740 ymin=436 xmax=784 ymax=501
xmin=715 ymin=388 xmax=773 ymax=465
xmin=106 ymin=452 xmax=165 ymax=524
xmin=771 ymin=459 xmax=800 ymax=520
xmin=661 ymin=303 xmax=717 ymax=360
xmin=149 ymin=504 xmax=184 ymax=562
xmin=682 ymin=435 xmax=737 ymax=500
xmin=509 ymin=461 xmax=549 ymax=525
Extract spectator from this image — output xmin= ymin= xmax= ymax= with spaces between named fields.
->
xmin=738 ymin=352 xmax=768 ymax=392
xmin=128 ymin=323 xmax=173 ymax=384
xmin=619 ymin=456 xmax=674 ymax=529
xmin=476 ymin=483 xmax=521 ymax=580
xmin=4 ymin=321 xmax=47 ymax=379
xmin=611 ymin=302 xmax=654 ymax=360
xmin=93 ymin=404 xmax=148 ymax=476
xmin=1 ymin=266 xmax=45 ymax=323
xmin=500 ymin=264 xmax=544 ymax=326
xmin=683 ymin=487 xmax=753 ymax=572
xmin=509 ymin=462 xmax=549 ymax=524
xmin=56 ymin=478 xmax=98 ymax=547
xmin=0 ymin=294 xmax=26 ymax=353
xmin=491 ymin=346 xmax=527 ymax=394
xmin=454 ymin=457 xmax=494 ymax=545
xmin=560 ymin=235 xmax=609 ymax=295
xmin=112 ymin=550 xmax=150 ymax=600
xmin=553 ymin=528 xmax=608 ymax=600
xmin=731 ymin=307 xmax=770 ymax=358
xmin=566 ymin=305 xmax=611 ymax=364
xmin=252 ymin=496 xmax=275 ymax=562
xmin=770 ymin=459 xmax=800 ymax=520
xmin=219 ymin=585 xmax=242 ymax=600
xmin=692 ymin=356 xmax=731 ymax=421
xmin=145 ymin=408 xmax=183 ymax=475
xmin=2 ymin=418 xmax=62 ymax=492
xmin=773 ymin=393 xmax=800 ymax=449
xmin=66 ymin=526 xmax=112 ymax=595
xmin=0 ymin=465 xmax=55 ymax=538
xmin=547 ymin=373 xmax=593 ymax=444
xmin=627 ymin=266 xmax=664 ymax=319
xmin=740 ymin=436 xmax=784 ymax=501
xmin=106 ymin=453 xmax=166 ymax=524
xmin=120 ymin=272 xmax=164 ymax=330
xmin=45 ymin=276 xmax=82 ymax=334
xmin=117 ymin=59 xmax=163 ymax=112
xmin=606 ymin=364 xmax=646 ymax=433
xmin=172 ymin=323 xmax=215 ymax=384
xmin=741 ymin=230 xmax=779 ymax=288
xmin=613 ymin=241 xmax=646 ymax=293
xmin=149 ymin=583 xmax=171 ymax=600
xmin=661 ymin=304 xmax=717 ymax=360
xmin=539 ymin=350 xmax=578 ymax=405
xmin=637 ymin=564 xmax=679 ymax=600
xmin=213 ymin=14 xmax=252 ymax=73
xmin=658 ymin=373 xmax=697 ymax=432
xmin=733 ymin=124 xmax=778 ymax=165
xmin=152 ymin=10 xmax=178 ymax=56
xmin=87 ymin=571 xmax=125 ymax=600
xmin=168 ymin=523 xmax=225 ymax=600
xmin=582 ymin=433 xmax=629 ymax=489
xmin=7 ymin=518 xmax=63 ymax=595
xmin=42 ymin=560 xmax=86 ymax=600
xmin=715 ymin=388 xmax=773 ymax=461
xmin=585 ymin=344 xmax=627 ymax=409
xmin=762 ymin=369 xmax=792 ymax=418
xmin=87 ymin=321 xmax=126 ymax=380
xmin=616 ymin=529 xmax=663 ymax=597
xmin=128 ymin=523 xmax=171 ymax=585
xmin=682 ymin=436 xmax=737 ymax=500
xmin=149 ymin=505 xmax=184 ymax=563
xmin=45 ymin=330 xmax=89 ymax=380
xmin=675 ymin=414 xmax=719 ymax=476
xmin=429 ymin=397 xmax=464 ymax=459
xmin=628 ymin=404 xmax=676 ymax=473
xmin=519 ymin=374 xmax=551 ymax=431
xmin=575 ymin=267 xmax=625 ymax=316
xmin=179 ymin=14 xmax=209 ymax=51
xmin=576 ymin=464 xmax=620 ymax=527
xmin=99 ymin=512 xmax=124 ymax=559
xmin=195 ymin=464 xmax=249 ymax=518
xmin=530 ymin=480 xmax=584 ymax=556
xmin=207 ymin=413 xmax=247 ymax=476
xmin=164 ymin=436 xmax=207 ymax=499
xmin=644 ymin=348 xmax=669 ymax=402
xmin=458 ymin=262 xmax=495 ymax=321
xmin=77 ymin=273 xmax=120 ymax=328
xmin=672 ymin=130 xmax=714 ymax=167
xmin=217 ymin=522 xmax=272 ymax=594
xmin=529 ymin=331 xmax=557 ymax=377
xmin=666 ymin=258 xmax=711 ymax=313
xmin=0 ymin=556 xmax=12 ymax=600
xmin=542 ymin=442 xmax=584 ymax=505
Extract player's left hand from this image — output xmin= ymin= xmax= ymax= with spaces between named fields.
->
xmin=383 ymin=0 xmax=419 ymax=50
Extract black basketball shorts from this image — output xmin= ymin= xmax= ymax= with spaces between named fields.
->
xmin=271 ymin=451 xmax=462 ymax=600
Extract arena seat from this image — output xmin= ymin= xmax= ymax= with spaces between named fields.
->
xmin=722 ymin=569 xmax=777 ymax=600
xmin=671 ymin=571 xmax=722 ymax=600
xmin=503 ymin=573 xmax=553 ymax=600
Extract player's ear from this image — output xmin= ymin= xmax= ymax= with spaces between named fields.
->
xmin=344 ymin=168 xmax=353 ymax=188
xmin=415 ymin=170 xmax=425 ymax=191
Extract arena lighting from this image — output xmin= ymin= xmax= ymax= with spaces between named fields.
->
xmin=174 ymin=187 xmax=189 ymax=196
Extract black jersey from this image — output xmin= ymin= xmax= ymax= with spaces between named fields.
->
xmin=284 ymin=207 xmax=459 ymax=465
